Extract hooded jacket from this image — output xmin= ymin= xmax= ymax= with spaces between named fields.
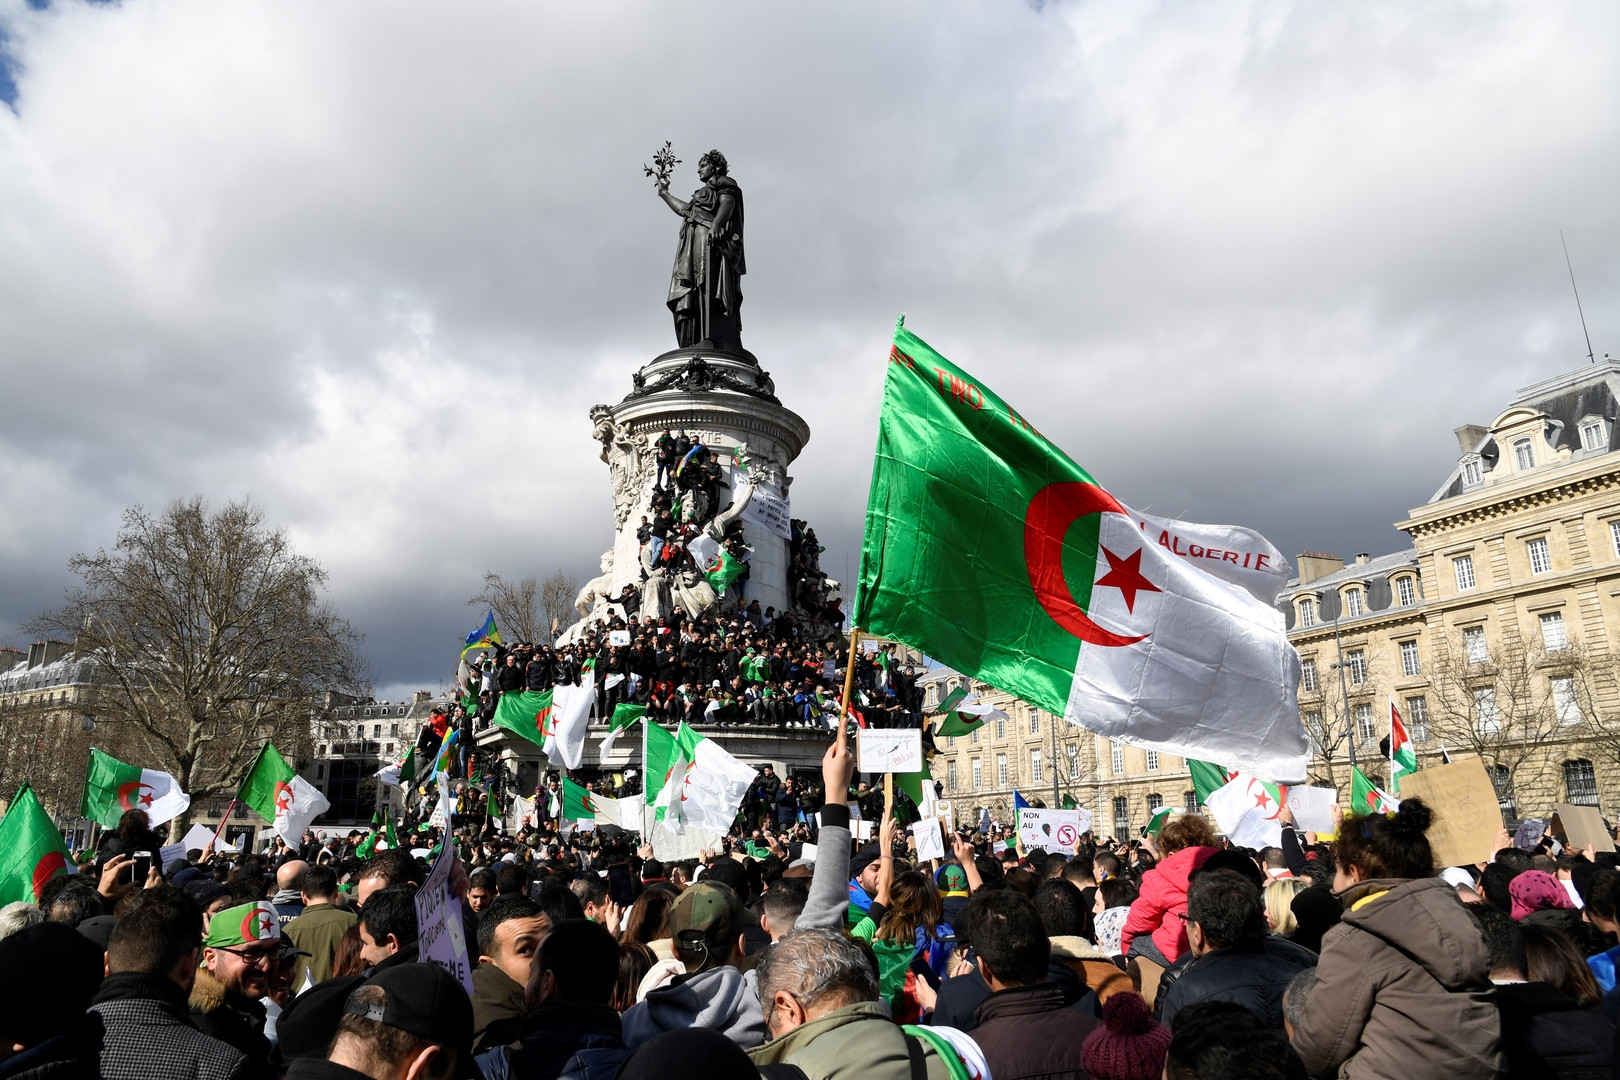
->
xmin=1118 ymin=845 xmax=1217 ymax=965
xmin=746 ymin=1001 xmax=956 ymax=1080
xmin=1048 ymin=935 xmax=1132 ymax=1005
xmin=471 ymin=963 xmax=529 ymax=1053
xmin=619 ymin=966 xmax=766 ymax=1050
xmin=1288 ymin=877 xmax=1502 ymax=1079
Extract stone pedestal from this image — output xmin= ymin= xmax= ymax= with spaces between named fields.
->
xmin=571 ymin=347 xmax=814 ymax=632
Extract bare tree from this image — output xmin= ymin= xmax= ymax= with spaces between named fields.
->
xmin=467 ymin=572 xmax=542 ymax=645
xmin=0 ymin=696 xmax=97 ymax=817
xmin=540 ymin=569 xmax=581 ymax=640
xmin=1425 ymin=629 xmax=1574 ymax=813
xmin=1301 ymin=642 xmax=1389 ymax=791
xmin=28 ymin=497 xmax=369 ymax=833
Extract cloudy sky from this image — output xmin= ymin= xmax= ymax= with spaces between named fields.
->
xmin=1 ymin=1 xmax=1617 ymax=701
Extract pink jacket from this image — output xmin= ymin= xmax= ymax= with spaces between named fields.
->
xmin=1117 ymin=845 xmax=1217 ymax=965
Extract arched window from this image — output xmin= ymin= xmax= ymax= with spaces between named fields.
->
xmin=1514 ymin=439 xmax=1535 ymax=470
xmin=1492 ymin=765 xmax=1516 ymax=818
xmin=1298 ymin=598 xmax=1316 ymax=628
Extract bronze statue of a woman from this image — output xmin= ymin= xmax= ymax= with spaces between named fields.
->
xmin=655 ymin=149 xmax=747 ymax=359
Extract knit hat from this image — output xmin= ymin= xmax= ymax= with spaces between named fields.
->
xmin=1509 ymin=869 xmax=1574 ymax=920
xmin=203 ymin=901 xmax=281 ymax=948
xmin=936 ymin=863 xmax=969 ymax=894
xmin=1080 ymin=991 xmax=1172 ymax=1080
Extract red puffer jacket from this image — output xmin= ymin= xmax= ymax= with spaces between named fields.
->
xmin=1117 ymin=845 xmax=1217 ymax=965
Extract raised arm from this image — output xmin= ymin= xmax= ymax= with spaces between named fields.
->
xmin=657 ymin=180 xmax=691 ymax=217
xmin=798 ymin=738 xmax=855 ymax=931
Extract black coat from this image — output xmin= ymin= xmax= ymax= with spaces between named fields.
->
xmin=1155 ymin=936 xmax=1317 ymax=1030
xmin=1496 ymin=981 xmax=1615 ymax=1080
xmin=478 ymin=1002 xmax=628 ymax=1080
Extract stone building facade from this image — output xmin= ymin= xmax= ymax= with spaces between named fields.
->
xmin=1280 ymin=360 xmax=1620 ymax=821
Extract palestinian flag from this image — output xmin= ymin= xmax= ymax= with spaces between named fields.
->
xmin=704 ymin=550 xmax=747 ymax=596
xmin=462 ymin=610 xmax=501 ymax=658
xmin=238 ymin=743 xmax=330 ymax=846
xmin=1188 ymin=759 xmax=1238 ymax=808
xmin=80 ymin=748 xmax=191 ymax=829
xmin=0 ymin=784 xmax=69 ymax=905
xmin=493 ymin=690 xmax=556 ymax=749
xmin=855 ymin=321 xmax=1308 ymax=780
xmin=1352 ymin=765 xmax=1400 ymax=816
xmin=1388 ymin=698 xmax=1417 ymax=793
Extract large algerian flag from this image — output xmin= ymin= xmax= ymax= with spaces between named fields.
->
xmin=649 ymin=722 xmax=755 ymax=835
xmin=493 ymin=690 xmax=556 ymax=750
xmin=856 ymin=322 xmax=1308 ymax=781
xmin=492 ymin=686 xmax=593 ymax=768
xmin=1352 ymin=765 xmax=1400 ymax=816
xmin=704 ymin=549 xmax=747 ymax=597
xmin=238 ymin=743 xmax=330 ymax=846
xmin=1204 ymin=772 xmax=1288 ymax=849
xmin=1187 ymin=759 xmax=1238 ymax=808
xmin=1388 ymin=697 xmax=1417 ymax=793
xmin=0 ymin=784 xmax=70 ymax=905
xmin=80 ymin=748 xmax=191 ymax=829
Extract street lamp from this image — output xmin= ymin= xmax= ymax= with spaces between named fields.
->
xmin=1329 ymin=613 xmax=1359 ymax=773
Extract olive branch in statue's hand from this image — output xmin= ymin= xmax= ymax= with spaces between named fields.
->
xmin=644 ymin=141 xmax=681 ymax=189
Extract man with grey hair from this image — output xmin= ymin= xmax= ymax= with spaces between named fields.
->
xmin=748 ymin=928 xmax=968 ymax=1079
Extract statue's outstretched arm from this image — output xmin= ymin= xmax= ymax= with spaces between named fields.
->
xmin=657 ymin=182 xmax=691 ymax=217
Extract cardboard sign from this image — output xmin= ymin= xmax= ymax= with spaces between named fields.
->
xmin=742 ymin=488 xmax=793 ymax=539
xmin=1551 ymin=803 xmax=1616 ymax=854
xmin=415 ymin=844 xmax=474 ymax=993
xmin=1394 ymin=757 xmax=1500 ymax=868
xmin=1285 ymin=786 xmax=1339 ymax=834
xmin=856 ymin=729 xmax=923 ymax=774
xmin=912 ymin=818 xmax=946 ymax=861
xmin=799 ymin=842 xmax=818 ymax=864
xmin=1017 ymin=808 xmax=1088 ymax=851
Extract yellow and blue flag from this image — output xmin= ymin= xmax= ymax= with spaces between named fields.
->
xmin=462 ymin=611 xmax=501 ymax=657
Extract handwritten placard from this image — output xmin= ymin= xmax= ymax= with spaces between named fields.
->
xmin=912 ymin=818 xmax=946 ymax=861
xmin=856 ymin=729 xmax=923 ymax=774
xmin=1017 ymin=808 xmax=1089 ymax=851
xmin=1395 ymin=757 xmax=1500 ymax=868
xmin=415 ymin=844 xmax=474 ymax=993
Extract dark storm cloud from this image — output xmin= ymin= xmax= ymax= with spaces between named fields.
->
xmin=0 ymin=0 xmax=1616 ymax=700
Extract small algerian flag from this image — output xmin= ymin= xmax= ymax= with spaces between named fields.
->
xmin=1389 ymin=698 xmax=1417 ymax=793
xmin=1146 ymin=805 xmax=1174 ymax=836
xmin=704 ymin=550 xmax=747 ymax=596
xmin=356 ymin=829 xmax=379 ymax=860
xmin=0 ymin=784 xmax=69 ymax=905
xmin=399 ymin=747 xmax=417 ymax=786
xmin=1203 ymin=772 xmax=1287 ymax=849
xmin=486 ymin=788 xmax=500 ymax=820
xmin=730 ymin=445 xmax=750 ymax=478
xmin=600 ymin=703 xmax=648 ymax=755
xmin=856 ymin=322 xmax=1308 ymax=780
xmin=1061 ymin=793 xmax=1078 ymax=810
xmin=1352 ymin=765 xmax=1400 ymax=816
xmin=80 ymin=748 xmax=191 ymax=829
xmin=385 ymin=817 xmax=399 ymax=849
xmin=932 ymin=685 xmax=972 ymax=715
xmin=238 ymin=743 xmax=330 ymax=847
xmin=1187 ymin=759 xmax=1238 ymax=808
xmin=935 ymin=701 xmax=1008 ymax=739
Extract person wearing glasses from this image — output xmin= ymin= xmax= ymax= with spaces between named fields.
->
xmin=190 ymin=900 xmax=281 ymax=1071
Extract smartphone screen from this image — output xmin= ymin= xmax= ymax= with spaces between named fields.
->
xmin=129 ymin=850 xmax=153 ymax=884
xmin=607 ymin=863 xmax=635 ymax=907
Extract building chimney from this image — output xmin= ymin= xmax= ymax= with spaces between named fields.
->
xmin=1355 ymin=553 xmax=1371 ymax=565
xmin=26 ymin=642 xmax=45 ymax=669
xmin=1296 ymin=552 xmax=1344 ymax=586
xmin=1454 ymin=424 xmax=1489 ymax=455
xmin=0 ymin=647 xmax=23 ymax=671
xmin=414 ymin=690 xmax=433 ymax=705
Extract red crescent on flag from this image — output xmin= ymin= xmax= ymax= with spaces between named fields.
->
xmin=1024 ymin=482 xmax=1148 ymax=648
xmin=31 ymin=852 xmax=66 ymax=900
xmin=273 ymin=781 xmax=294 ymax=815
xmin=117 ymin=780 xmax=154 ymax=811
xmin=536 ymin=705 xmax=556 ymax=738
xmin=1247 ymin=778 xmax=1286 ymax=820
xmin=241 ymin=907 xmax=277 ymax=941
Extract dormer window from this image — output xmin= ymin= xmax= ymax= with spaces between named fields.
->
xmin=1461 ymin=457 xmax=1482 ymax=486
xmin=1394 ymin=575 xmax=1416 ymax=607
xmin=1297 ymin=597 xmax=1316 ymax=628
xmin=1344 ymin=588 xmax=1364 ymax=618
xmin=1513 ymin=438 xmax=1535 ymax=471
xmin=1580 ymin=418 xmax=1607 ymax=452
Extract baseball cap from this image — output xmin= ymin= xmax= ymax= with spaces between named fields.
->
xmin=204 ymin=902 xmax=281 ymax=948
xmin=344 ymin=963 xmax=474 ymax=1054
xmin=668 ymin=881 xmax=747 ymax=974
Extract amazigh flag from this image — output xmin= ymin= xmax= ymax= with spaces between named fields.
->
xmin=855 ymin=321 xmax=1308 ymax=781
xmin=0 ymin=784 xmax=69 ymax=905
xmin=238 ymin=742 xmax=330 ymax=846
xmin=1203 ymin=772 xmax=1287 ymax=849
xmin=1188 ymin=759 xmax=1238 ymax=808
xmin=1388 ymin=697 xmax=1417 ymax=793
xmin=1013 ymin=790 xmax=1031 ymax=811
xmin=462 ymin=610 xmax=501 ymax=658
xmin=675 ymin=444 xmax=704 ymax=478
xmin=80 ymin=748 xmax=191 ymax=829
xmin=600 ymin=703 xmax=648 ymax=755
xmin=432 ymin=729 xmax=461 ymax=778
xmin=1352 ymin=765 xmax=1400 ymax=816
xmin=704 ymin=549 xmax=747 ymax=596
xmin=650 ymin=723 xmax=755 ymax=835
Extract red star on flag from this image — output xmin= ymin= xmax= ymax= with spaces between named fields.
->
xmin=1253 ymin=790 xmax=1273 ymax=810
xmin=139 ymin=791 xmax=154 ymax=807
xmin=1095 ymin=547 xmax=1161 ymax=614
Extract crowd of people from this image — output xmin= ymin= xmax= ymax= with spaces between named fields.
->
xmin=9 ymin=734 xmax=1620 ymax=1080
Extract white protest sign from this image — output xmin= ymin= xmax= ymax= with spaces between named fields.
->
xmin=1285 ymin=786 xmax=1339 ymax=834
xmin=912 ymin=818 xmax=946 ymax=861
xmin=856 ymin=729 xmax=923 ymax=775
xmin=415 ymin=844 xmax=474 ymax=993
xmin=936 ymin=800 xmax=955 ymax=829
xmin=742 ymin=488 xmax=793 ymax=540
xmin=159 ymin=842 xmax=188 ymax=872
xmin=181 ymin=824 xmax=238 ymax=853
xmin=608 ymin=630 xmax=631 ymax=647
xmin=799 ymin=842 xmax=818 ymax=864
xmin=854 ymin=820 xmax=874 ymax=841
xmin=1017 ymin=808 xmax=1088 ymax=851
